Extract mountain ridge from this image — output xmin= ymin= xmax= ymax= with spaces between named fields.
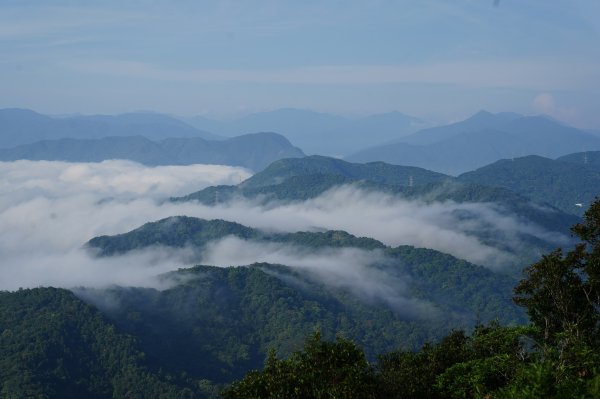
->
xmin=346 ymin=111 xmax=600 ymax=175
xmin=0 ymin=132 xmax=305 ymax=171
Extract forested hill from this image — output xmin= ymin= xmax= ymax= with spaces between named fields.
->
xmin=237 ymin=155 xmax=451 ymax=188
xmin=86 ymin=212 xmax=575 ymax=278
xmin=0 ymin=288 xmax=197 ymax=398
xmin=458 ymin=155 xmax=600 ymax=216
xmin=0 ymin=132 xmax=304 ymax=172
xmin=557 ymin=150 xmax=600 ymax=171
xmin=0 ymin=251 xmax=520 ymax=397
xmin=87 ymin=216 xmax=384 ymax=257
xmin=77 ymin=258 xmax=520 ymax=389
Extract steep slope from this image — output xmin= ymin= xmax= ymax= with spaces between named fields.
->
xmin=458 ymin=155 xmax=600 ymax=216
xmin=0 ymin=132 xmax=305 ymax=171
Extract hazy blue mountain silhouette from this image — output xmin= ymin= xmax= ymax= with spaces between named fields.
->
xmin=0 ymin=132 xmax=304 ymax=171
xmin=182 ymin=108 xmax=428 ymax=156
xmin=0 ymin=108 xmax=222 ymax=148
xmin=346 ymin=111 xmax=600 ymax=175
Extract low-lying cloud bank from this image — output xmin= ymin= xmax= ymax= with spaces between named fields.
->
xmin=0 ymin=160 xmax=250 ymax=290
xmin=188 ymin=186 xmax=568 ymax=269
xmin=0 ymin=160 xmax=567 ymax=293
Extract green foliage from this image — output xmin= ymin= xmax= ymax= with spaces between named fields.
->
xmin=221 ymin=333 xmax=377 ymax=399
xmin=171 ymin=170 xmax=577 ymax=276
xmin=88 ymin=217 xmax=258 ymax=256
xmin=514 ymin=198 xmax=600 ymax=347
xmin=0 ymin=288 xmax=197 ymax=398
xmin=224 ymin=200 xmax=600 ymax=398
xmin=377 ymin=324 xmax=529 ymax=399
xmin=495 ymin=361 xmax=600 ymax=399
xmin=238 ymin=155 xmax=450 ymax=189
xmin=459 ymin=155 xmax=600 ymax=216
xmin=87 ymin=216 xmax=384 ymax=256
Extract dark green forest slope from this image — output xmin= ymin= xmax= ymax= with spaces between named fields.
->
xmin=459 ymin=155 xmax=600 ymax=216
xmin=223 ymin=199 xmax=600 ymax=398
xmin=0 ymin=288 xmax=196 ymax=398
xmin=84 ymin=216 xmax=523 ymax=374
xmin=557 ymin=150 xmax=600 ymax=171
xmin=87 ymin=216 xmax=384 ymax=256
xmin=235 ymin=155 xmax=451 ymax=188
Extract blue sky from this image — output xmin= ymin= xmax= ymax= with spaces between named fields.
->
xmin=1 ymin=0 xmax=599 ymax=127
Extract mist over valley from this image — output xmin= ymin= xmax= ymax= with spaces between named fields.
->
xmin=2 ymin=1 xmax=600 ymax=397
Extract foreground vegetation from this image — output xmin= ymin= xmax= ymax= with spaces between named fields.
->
xmin=224 ymin=199 xmax=600 ymax=398
xmin=1 ymin=199 xmax=599 ymax=397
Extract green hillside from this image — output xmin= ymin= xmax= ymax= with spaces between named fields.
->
xmin=75 ymin=258 xmax=521 ymax=387
xmin=557 ymin=150 xmax=600 ymax=171
xmin=238 ymin=155 xmax=450 ymax=189
xmin=0 ymin=288 xmax=197 ymax=398
xmin=458 ymin=155 xmax=600 ymax=216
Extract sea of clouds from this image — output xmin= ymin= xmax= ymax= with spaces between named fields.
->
xmin=0 ymin=160 xmax=566 ymax=294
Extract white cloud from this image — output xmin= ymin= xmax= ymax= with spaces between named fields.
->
xmin=0 ymin=160 xmax=565 ymax=294
xmin=0 ymin=160 xmax=250 ymax=290
xmin=182 ymin=186 xmax=566 ymax=269
xmin=201 ymin=236 xmax=437 ymax=319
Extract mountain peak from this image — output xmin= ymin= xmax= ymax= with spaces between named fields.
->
xmin=468 ymin=110 xmax=497 ymax=122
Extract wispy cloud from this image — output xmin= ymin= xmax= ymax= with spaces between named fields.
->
xmin=201 ymin=236 xmax=438 ymax=319
xmin=0 ymin=160 xmax=567 ymax=291
xmin=0 ymin=160 xmax=250 ymax=290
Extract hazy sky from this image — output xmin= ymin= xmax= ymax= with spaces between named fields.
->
xmin=1 ymin=0 xmax=599 ymax=126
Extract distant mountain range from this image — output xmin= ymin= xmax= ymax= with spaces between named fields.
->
xmin=0 ymin=108 xmax=222 ymax=148
xmin=0 ymin=133 xmax=304 ymax=171
xmin=182 ymin=108 xmax=429 ymax=156
xmin=346 ymin=111 xmax=600 ymax=175
xmin=4 ymin=107 xmax=600 ymax=182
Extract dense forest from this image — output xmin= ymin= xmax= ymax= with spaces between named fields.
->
xmin=224 ymin=199 xmax=600 ymax=398
xmin=2 ymin=200 xmax=599 ymax=397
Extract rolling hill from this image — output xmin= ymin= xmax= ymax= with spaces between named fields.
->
xmin=85 ymin=217 xmax=523 ymax=359
xmin=0 ymin=288 xmax=196 ymax=398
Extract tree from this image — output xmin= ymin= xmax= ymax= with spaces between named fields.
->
xmin=514 ymin=198 xmax=600 ymax=348
xmin=220 ymin=332 xmax=377 ymax=399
